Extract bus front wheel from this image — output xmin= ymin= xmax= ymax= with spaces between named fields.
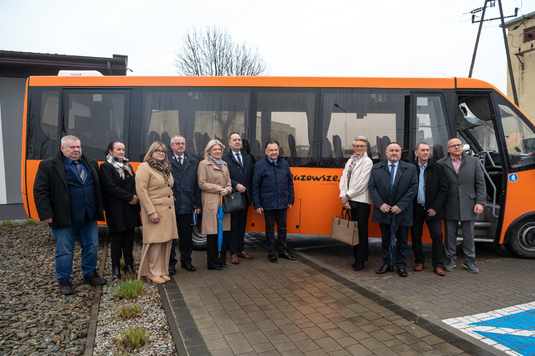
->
xmin=508 ymin=220 xmax=535 ymax=258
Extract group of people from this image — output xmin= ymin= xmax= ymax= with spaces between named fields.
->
xmin=340 ymin=136 xmax=486 ymax=277
xmin=34 ymin=133 xmax=295 ymax=295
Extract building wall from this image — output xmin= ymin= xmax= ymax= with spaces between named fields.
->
xmin=0 ymin=77 xmax=25 ymax=205
xmin=506 ymin=19 xmax=535 ymax=121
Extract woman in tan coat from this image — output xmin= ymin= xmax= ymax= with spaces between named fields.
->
xmin=197 ymin=139 xmax=232 ymax=270
xmin=135 ymin=141 xmax=178 ymax=283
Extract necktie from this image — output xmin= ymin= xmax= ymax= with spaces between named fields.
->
xmin=236 ymin=153 xmax=243 ymax=167
xmin=389 ymin=164 xmax=395 ymax=203
xmin=417 ymin=166 xmax=425 ymax=204
xmin=178 ymin=156 xmax=183 ymax=172
xmin=74 ymin=160 xmax=87 ymax=183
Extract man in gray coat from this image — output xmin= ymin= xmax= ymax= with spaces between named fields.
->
xmin=439 ymin=138 xmax=486 ymax=273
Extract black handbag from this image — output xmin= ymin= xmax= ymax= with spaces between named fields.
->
xmin=222 ymin=191 xmax=246 ymax=213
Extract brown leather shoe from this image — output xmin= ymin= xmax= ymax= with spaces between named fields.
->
xmin=414 ymin=263 xmax=424 ymax=271
xmin=434 ymin=267 xmax=445 ymax=276
xmin=231 ymin=254 xmax=239 ymax=264
xmin=237 ymin=251 xmax=254 ymax=259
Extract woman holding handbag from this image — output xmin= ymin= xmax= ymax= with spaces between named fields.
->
xmin=339 ymin=136 xmax=373 ymax=271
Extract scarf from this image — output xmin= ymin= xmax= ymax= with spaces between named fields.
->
xmin=347 ymin=152 xmax=365 ymax=189
xmin=106 ymin=153 xmax=133 ymax=180
xmin=148 ymin=158 xmax=171 ymax=184
xmin=209 ymin=155 xmax=223 ymax=168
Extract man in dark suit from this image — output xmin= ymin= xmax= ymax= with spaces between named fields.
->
xmin=252 ymin=140 xmax=295 ymax=263
xmin=410 ymin=142 xmax=448 ymax=276
xmin=438 ymin=138 xmax=486 ymax=273
xmin=222 ymin=132 xmax=255 ymax=264
xmin=369 ymin=142 xmax=418 ymax=277
xmin=167 ymin=135 xmax=201 ymax=274
xmin=34 ymin=135 xmax=107 ymax=295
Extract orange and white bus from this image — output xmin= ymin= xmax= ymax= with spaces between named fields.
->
xmin=21 ymin=75 xmax=535 ymax=258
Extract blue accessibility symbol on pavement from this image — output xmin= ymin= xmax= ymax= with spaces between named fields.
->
xmin=443 ymin=302 xmax=535 ymax=355
xmin=470 ymin=309 xmax=535 ymax=355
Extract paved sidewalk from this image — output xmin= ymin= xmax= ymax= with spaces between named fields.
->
xmin=161 ymin=236 xmax=501 ymax=355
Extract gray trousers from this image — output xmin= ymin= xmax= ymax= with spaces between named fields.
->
xmin=444 ymin=220 xmax=476 ymax=261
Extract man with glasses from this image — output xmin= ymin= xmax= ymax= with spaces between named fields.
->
xmin=439 ymin=138 xmax=486 ymax=273
xmin=167 ymin=135 xmax=201 ymax=274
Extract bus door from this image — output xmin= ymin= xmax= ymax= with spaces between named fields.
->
xmin=454 ymin=93 xmax=503 ymax=243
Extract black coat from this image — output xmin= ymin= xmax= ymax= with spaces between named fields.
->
xmin=167 ymin=150 xmax=202 ymax=214
xmin=34 ymin=151 xmax=104 ymax=229
xmin=368 ymin=160 xmax=418 ymax=226
xmin=252 ymin=156 xmax=294 ymax=210
xmin=222 ymin=149 xmax=254 ymax=204
xmin=99 ymin=161 xmax=141 ymax=232
xmin=412 ymin=161 xmax=448 ymax=221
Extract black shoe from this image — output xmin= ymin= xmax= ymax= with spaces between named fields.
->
xmin=123 ymin=264 xmax=134 ymax=275
xmin=112 ymin=266 xmax=121 ymax=280
xmin=181 ymin=263 xmax=196 ymax=272
xmin=352 ymin=262 xmax=364 ymax=271
xmin=58 ymin=277 xmax=73 ymax=295
xmin=168 ymin=268 xmax=177 ymax=275
xmin=268 ymin=255 xmax=278 ymax=263
xmin=220 ymin=263 xmax=228 ymax=268
xmin=375 ymin=264 xmax=393 ymax=274
xmin=279 ymin=252 xmax=296 ymax=260
xmin=83 ymin=270 xmax=107 ymax=286
xmin=397 ymin=268 xmax=408 ymax=277
xmin=208 ymin=266 xmax=222 ymax=270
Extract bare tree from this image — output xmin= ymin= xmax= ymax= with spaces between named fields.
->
xmin=175 ymin=26 xmax=268 ymax=76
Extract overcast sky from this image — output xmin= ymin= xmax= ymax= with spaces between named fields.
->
xmin=1 ymin=0 xmax=533 ymax=93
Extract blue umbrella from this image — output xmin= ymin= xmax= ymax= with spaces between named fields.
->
xmin=217 ymin=196 xmax=224 ymax=258
xmin=389 ymin=214 xmax=397 ymax=267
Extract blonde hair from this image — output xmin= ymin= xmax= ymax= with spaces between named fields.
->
xmin=353 ymin=136 xmax=368 ymax=145
xmin=144 ymin=141 xmax=168 ymax=162
xmin=203 ymin=139 xmax=225 ymax=160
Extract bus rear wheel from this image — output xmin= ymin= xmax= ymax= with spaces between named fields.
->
xmin=508 ymin=220 xmax=535 ymax=258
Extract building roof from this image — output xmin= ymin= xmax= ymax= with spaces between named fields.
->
xmin=0 ymin=51 xmax=128 ymax=78
xmin=503 ymin=11 xmax=535 ymax=27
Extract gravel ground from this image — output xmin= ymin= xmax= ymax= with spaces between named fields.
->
xmin=0 ymin=222 xmax=177 ymax=356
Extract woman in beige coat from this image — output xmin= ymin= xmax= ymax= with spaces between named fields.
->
xmin=135 ymin=141 xmax=178 ymax=283
xmin=197 ymin=139 xmax=232 ymax=270
xmin=339 ymin=136 xmax=373 ymax=272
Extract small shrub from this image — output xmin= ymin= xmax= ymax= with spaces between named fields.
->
xmin=118 ymin=326 xmax=146 ymax=350
xmin=117 ymin=304 xmax=141 ymax=319
xmin=25 ymin=219 xmax=36 ymax=225
xmin=113 ymin=279 xmax=144 ymax=299
xmin=1 ymin=220 xmax=12 ymax=226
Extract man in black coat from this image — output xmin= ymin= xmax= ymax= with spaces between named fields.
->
xmin=33 ymin=135 xmax=106 ymax=295
xmin=368 ymin=142 xmax=418 ymax=277
xmin=410 ymin=142 xmax=448 ymax=276
xmin=167 ymin=135 xmax=201 ymax=274
xmin=222 ymin=133 xmax=255 ymax=264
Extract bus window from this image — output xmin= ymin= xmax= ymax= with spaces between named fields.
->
xmin=495 ymin=98 xmax=535 ymax=170
xmin=256 ymin=90 xmax=316 ymax=165
xmin=26 ymin=90 xmax=60 ymax=160
xmin=414 ymin=95 xmax=449 ymax=162
xmin=457 ymin=95 xmax=498 ymax=155
xmin=142 ymin=88 xmax=250 ymax=159
xmin=64 ymin=90 xmax=129 ymax=160
xmin=323 ymin=89 xmax=407 ymax=165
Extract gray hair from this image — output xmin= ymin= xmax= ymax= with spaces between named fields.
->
xmin=61 ymin=135 xmax=80 ymax=147
xmin=203 ymin=139 xmax=225 ymax=160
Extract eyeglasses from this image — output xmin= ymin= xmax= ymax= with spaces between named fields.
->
xmin=448 ymin=144 xmax=462 ymax=148
xmin=154 ymin=149 xmax=165 ymax=154
xmin=353 ymin=145 xmax=366 ymax=148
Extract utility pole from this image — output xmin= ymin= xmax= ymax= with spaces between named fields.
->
xmin=468 ymin=0 xmax=519 ymax=106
